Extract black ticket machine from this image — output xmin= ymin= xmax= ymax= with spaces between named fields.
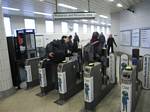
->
xmin=16 ymin=29 xmax=37 ymax=59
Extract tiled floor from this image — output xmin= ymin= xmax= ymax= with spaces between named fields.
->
xmin=0 ymin=85 xmax=150 ymax=112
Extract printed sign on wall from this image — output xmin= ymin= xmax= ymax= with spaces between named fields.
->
xmin=58 ymin=72 xmax=67 ymax=94
xmin=84 ymin=77 xmax=94 ymax=103
xmin=132 ymin=29 xmax=140 ymax=47
xmin=25 ymin=65 xmax=32 ymax=82
xmin=109 ymin=53 xmax=115 ymax=83
xmin=121 ymin=84 xmax=132 ymax=112
xmin=142 ymin=55 xmax=150 ymax=89
xmin=39 ymin=68 xmax=47 ymax=87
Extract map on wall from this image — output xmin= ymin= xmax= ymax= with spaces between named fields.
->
xmin=132 ymin=29 xmax=140 ymax=47
xmin=141 ymin=29 xmax=150 ymax=48
xmin=120 ymin=30 xmax=131 ymax=46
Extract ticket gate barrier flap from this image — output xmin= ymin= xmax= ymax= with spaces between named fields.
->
xmin=84 ymin=77 xmax=94 ymax=103
xmin=25 ymin=65 xmax=32 ymax=83
xmin=109 ymin=53 xmax=116 ymax=84
xmin=39 ymin=68 xmax=47 ymax=87
xmin=120 ymin=54 xmax=129 ymax=71
xmin=58 ymin=72 xmax=67 ymax=94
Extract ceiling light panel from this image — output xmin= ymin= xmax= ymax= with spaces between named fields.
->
xmin=34 ymin=11 xmax=52 ymax=16
xmin=99 ymin=15 xmax=108 ymax=19
xmin=58 ymin=3 xmax=77 ymax=10
xmin=2 ymin=7 xmax=20 ymax=11
xmin=117 ymin=3 xmax=123 ymax=7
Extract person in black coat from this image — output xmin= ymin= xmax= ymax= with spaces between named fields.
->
xmin=46 ymin=36 xmax=70 ymax=62
xmin=44 ymin=36 xmax=70 ymax=89
xmin=107 ymin=34 xmax=117 ymax=55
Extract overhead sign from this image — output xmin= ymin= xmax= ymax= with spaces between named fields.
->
xmin=53 ymin=12 xmax=96 ymax=20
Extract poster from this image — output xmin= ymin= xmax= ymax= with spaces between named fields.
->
xmin=121 ymin=84 xmax=132 ymax=112
xmin=109 ymin=53 xmax=115 ymax=84
xmin=142 ymin=55 xmax=150 ymax=89
xmin=141 ymin=29 xmax=150 ymax=48
xmin=58 ymin=72 xmax=67 ymax=94
xmin=35 ymin=35 xmax=44 ymax=47
xmin=120 ymin=31 xmax=131 ymax=46
xmin=84 ymin=77 xmax=94 ymax=103
xmin=132 ymin=29 xmax=140 ymax=47
xmin=25 ymin=65 xmax=32 ymax=82
xmin=39 ymin=68 xmax=47 ymax=87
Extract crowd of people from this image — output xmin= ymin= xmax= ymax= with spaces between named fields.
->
xmin=45 ymin=32 xmax=117 ymax=63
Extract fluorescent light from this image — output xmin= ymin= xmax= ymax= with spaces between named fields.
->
xmin=108 ymin=23 xmax=111 ymax=26
xmin=91 ymin=20 xmax=98 ymax=23
xmin=34 ymin=11 xmax=52 ymax=16
xmin=117 ymin=3 xmax=123 ymax=7
xmin=58 ymin=3 xmax=77 ymax=10
xmin=82 ymin=19 xmax=88 ymax=22
xmin=84 ymin=10 xmax=88 ymax=12
xmin=108 ymin=0 xmax=114 ymax=2
xmin=101 ymin=22 xmax=106 ymax=25
xmin=99 ymin=15 xmax=108 ymax=19
xmin=2 ymin=7 xmax=20 ymax=11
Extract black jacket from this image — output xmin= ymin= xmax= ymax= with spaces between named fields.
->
xmin=46 ymin=39 xmax=67 ymax=62
xmin=107 ymin=37 xmax=117 ymax=46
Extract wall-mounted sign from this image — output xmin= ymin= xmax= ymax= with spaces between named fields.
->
xmin=53 ymin=12 xmax=96 ymax=20
xmin=120 ymin=30 xmax=131 ymax=46
xmin=132 ymin=29 xmax=140 ymax=47
xmin=141 ymin=29 xmax=150 ymax=48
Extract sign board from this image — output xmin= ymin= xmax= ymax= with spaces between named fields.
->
xmin=132 ymin=29 xmax=140 ymax=47
xmin=84 ymin=77 xmax=94 ymax=103
xmin=39 ymin=68 xmax=47 ymax=87
xmin=120 ymin=31 xmax=131 ymax=46
xmin=141 ymin=29 xmax=150 ymax=48
xmin=58 ymin=72 xmax=67 ymax=94
xmin=121 ymin=84 xmax=132 ymax=112
xmin=25 ymin=65 xmax=32 ymax=82
xmin=142 ymin=55 xmax=150 ymax=89
xmin=53 ymin=12 xmax=96 ymax=20
xmin=109 ymin=53 xmax=116 ymax=84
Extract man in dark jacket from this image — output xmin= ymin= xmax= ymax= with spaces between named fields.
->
xmin=46 ymin=36 xmax=70 ymax=62
xmin=44 ymin=36 xmax=70 ymax=89
xmin=107 ymin=34 xmax=117 ymax=55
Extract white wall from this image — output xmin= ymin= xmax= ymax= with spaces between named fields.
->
xmin=111 ymin=0 xmax=150 ymax=55
xmin=0 ymin=0 xmax=13 ymax=92
xmin=6 ymin=15 xmax=111 ymax=47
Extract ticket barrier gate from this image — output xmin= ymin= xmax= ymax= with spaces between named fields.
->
xmin=55 ymin=55 xmax=83 ymax=105
xmin=82 ymin=62 xmax=114 ymax=112
xmin=36 ymin=59 xmax=57 ymax=96
xmin=25 ymin=57 xmax=40 ymax=89
xmin=121 ymin=66 xmax=142 ymax=112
